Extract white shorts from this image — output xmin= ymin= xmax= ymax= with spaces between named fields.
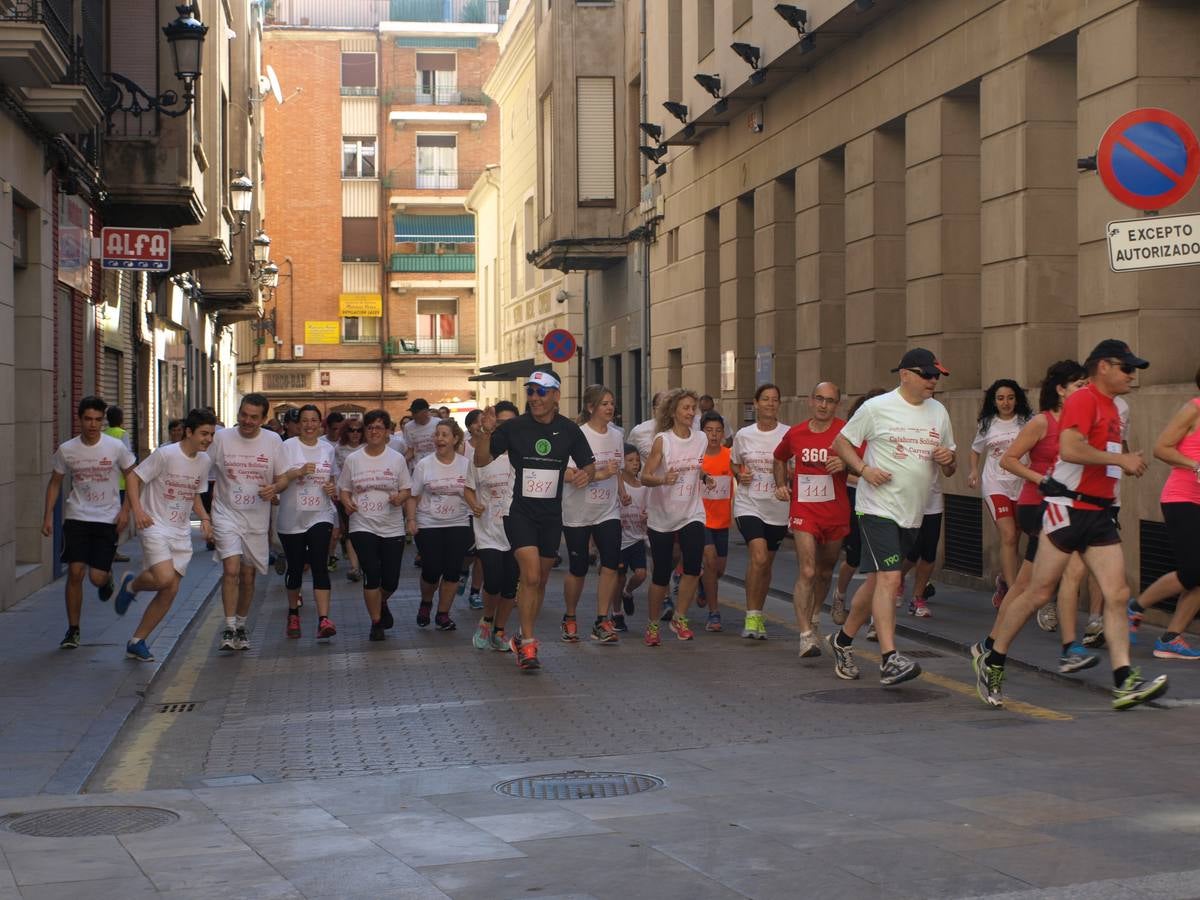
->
xmin=212 ymin=513 xmax=269 ymax=574
xmin=141 ymin=526 xmax=194 ymax=577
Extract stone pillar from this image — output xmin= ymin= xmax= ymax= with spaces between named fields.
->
xmin=754 ymin=177 xmax=796 ymax=399
xmin=794 ymin=155 xmax=845 ymax=398
xmin=719 ymin=195 xmax=755 ymax=419
xmin=980 ymin=49 xmax=1078 ymax=387
xmin=906 ymin=96 xmax=982 ymax=388
xmin=1077 ymin=1 xmax=1200 ymax=387
xmin=844 ymin=128 xmax=906 ymax=396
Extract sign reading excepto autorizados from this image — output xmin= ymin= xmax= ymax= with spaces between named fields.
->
xmin=1106 ymin=212 xmax=1200 ymax=272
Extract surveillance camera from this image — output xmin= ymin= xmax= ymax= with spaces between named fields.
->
xmin=774 ymin=4 xmax=808 ymax=33
xmin=555 ymin=289 xmax=570 ymax=304
xmin=663 ymin=100 xmax=689 ymax=123
xmin=639 ymin=122 xmax=664 ymax=143
xmin=730 ymin=42 xmax=761 ymax=70
xmin=694 ymin=73 xmax=722 ymax=99
xmin=639 ymin=144 xmax=668 ymax=163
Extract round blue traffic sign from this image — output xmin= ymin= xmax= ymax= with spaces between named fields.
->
xmin=1098 ymin=108 xmax=1200 ymax=211
xmin=543 ymin=328 xmax=576 ymax=363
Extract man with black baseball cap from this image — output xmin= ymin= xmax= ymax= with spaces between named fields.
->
xmin=475 ymin=370 xmax=596 ymax=671
xmin=974 ymin=339 xmax=1167 ymax=711
xmin=403 ymin=398 xmax=439 ymax=467
xmin=828 ymin=348 xmax=957 ymax=687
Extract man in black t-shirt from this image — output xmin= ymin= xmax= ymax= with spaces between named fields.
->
xmin=475 ymin=370 xmax=595 ymax=670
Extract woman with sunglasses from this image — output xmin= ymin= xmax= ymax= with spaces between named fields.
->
xmin=406 ymin=419 xmax=472 ymax=632
xmin=337 ymin=409 xmax=411 ymax=642
xmin=731 ymin=383 xmax=790 ymax=640
xmin=336 ymin=417 xmax=366 ymax=581
xmin=276 ymin=404 xmax=339 ymax=640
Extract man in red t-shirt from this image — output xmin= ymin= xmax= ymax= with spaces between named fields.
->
xmin=974 ymin=340 xmax=1167 ymax=712
xmin=773 ymin=382 xmax=850 ymax=658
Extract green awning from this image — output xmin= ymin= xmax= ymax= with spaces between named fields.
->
xmin=393 ymin=214 xmax=475 ymax=242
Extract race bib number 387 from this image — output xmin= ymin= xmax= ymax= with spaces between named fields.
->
xmin=522 ymin=468 xmax=561 ymax=499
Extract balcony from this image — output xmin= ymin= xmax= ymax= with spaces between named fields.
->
xmin=388 ymin=0 xmax=506 ymax=24
xmin=0 ymin=0 xmax=71 ymax=87
xmin=388 ymin=85 xmax=489 ymax=107
xmin=386 ymin=336 xmax=462 ymax=355
xmin=390 ymin=252 xmax=475 ymax=273
xmin=266 ymin=0 xmax=389 ymax=28
xmin=385 ymin=168 xmax=482 ymax=192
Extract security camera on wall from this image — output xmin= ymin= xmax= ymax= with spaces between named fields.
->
xmin=555 ymin=290 xmax=569 ymax=304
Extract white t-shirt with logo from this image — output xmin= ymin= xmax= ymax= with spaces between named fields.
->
xmin=388 ymin=432 xmax=408 ymax=457
xmin=620 ymin=481 xmax=649 ymax=549
xmin=840 ymin=388 xmax=956 ymax=530
xmin=646 ymin=429 xmax=708 ymax=533
xmin=277 ymin=439 xmax=339 ymax=534
xmin=730 ymin=422 xmax=790 ymax=526
xmin=467 ymin=456 xmax=513 ymax=551
xmin=336 ymin=446 xmax=411 ymax=538
xmin=52 ymin=434 xmax=136 ymax=524
xmin=209 ymin=427 xmax=284 ymax=534
xmin=971 ymin=417 xmax=1025 ymax=502
xmin=411 ymin=452 xmax=471 ymax=529
xmin=133 ymin=443 xmax=212 ymax=538
xmin=562 ymin=422 xmax=624 ymax=528
xmin=403 ymin=417 xmax=439 ymax=463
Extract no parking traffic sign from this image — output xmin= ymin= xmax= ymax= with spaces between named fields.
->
xmin=1097 ymin=108 xmax=1200 ymax=211
xmin=542 ymin=328 xmax=577 ymax=363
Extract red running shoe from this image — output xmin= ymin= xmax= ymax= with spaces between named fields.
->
xmin=317 ymin=617 xmax=336 ymax=639
xmin=286 ymin=612 xmax=301 ymax=639
xmin=560 ymin=616 xmax=580 ymax=642
xmin=514 ymin=637 xmax=541 ymax=670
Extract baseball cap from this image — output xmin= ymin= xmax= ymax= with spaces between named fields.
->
xmin=525 ymin=370 xmax=561 ymax=390
xmin=891 ymin=348 xmax=950 ymax=378
xmin=408 ymin=398 xmax=430 ymax=412
xmin=1084 ymin=339 xmax=1149 ymax=370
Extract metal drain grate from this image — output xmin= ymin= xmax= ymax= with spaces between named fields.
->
xmin=2 ymin=806 xmax=179 ymax=837
xmin=905 ymin=650 xmax=944 ymax=659
xmin=802 ymin=688 xmax=944 ymax=705
xmin=494 ymin=771 xmax=664 ymax=800
xmin=159 ymin=702 xmax=200 ymax=713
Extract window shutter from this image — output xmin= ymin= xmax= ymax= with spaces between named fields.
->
xmin=416 ymin=53 xmax=457 ymax=71
xmin=576 ymin=78 xmax=615 ymax=203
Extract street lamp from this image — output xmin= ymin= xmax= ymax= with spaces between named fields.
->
xmin=260 ymin=262 xmax=280 ymax=289
xmin=252 ymin=230 xmax=272 ymax=264
xmin=103 ymin=4 xmax=209 ymax=126
xmin=229 ymin=173 xmax=253 ymax=234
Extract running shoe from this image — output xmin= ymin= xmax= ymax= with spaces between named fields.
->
xmin=317 ymin=617 xmax=337 ymax=639
xmin=643 ymin=623 xmax=662 ymax=646
xmin=1153 ymin=635 xmax=1200 ymax=660
xmin=98 ymin=576 xmax=115 ymax=602
xmin=669 ymin=614 xmax=694 ymax=641
xmin=560 ymin=616 xmax=580 ymax=642
xmin=705 ymin=612 xmax=723 ymax=632
xmin=468 ymin=589 xmax=484 ymax=610
xmin=991 ymin=575 xmax=1008 ymax=609
xmin=369 ymin=622 xmax=386 ymax=641
xmin=327 ymin=554 xmax=339 ymax=571
xmin=472 ymin=619 xmax=492 ymax=650
xmin=435 ymin=612 xmax=456 ymax=632
xmin=879 ymin=652 xmax=922 ymax=686
xmin=490 ymin=629 xmax=511 ymax=652
xmin=234 ymin=627 xmax=250 ymax=651
xmin=969 ymin=640 xmax=986 ymax=665
xmin=286 ymin=612 xmax=301 ymax=639
xmin=660 ymin=597 xmax=675 ymax=623
xmin=1112 ymin=668 xmax=1168 ymax=710
xmin=515 ymin=637 xmax=541 ymax=670
xmin=911 ymin=599 xmax=932 ymax=618
xmin=113 ymin=572 xmax=137 ymax=617
xmin=380 ymin=600 xmax=395 ymax=630
xmin=416 ymin=601 xmax=432 ymax=627
xmin=825 ymin=632 xmax=859 ymax=680
xmin=1082 ymin=616 xmax=1105 ymax=649
xmin=1059 ymin=643 xmax=1100 ymax=674
xmin=740 ymin=612 xmax=767 ymax=640
xmin=274 ymin=553 xmax=287 ymax=576
xmin=973 ymin=655 xmax=1005 ymax=708
xmin=894 ymin=584 xmax=905 ymax=607
xmin=347 ymin=568 xmax=362 ymax=583
xmin=622 ymin=592 xmax=635 ymax=615
xmin=830 ymin=593 xmax=848 ymax=626
xmin=219 ymin=628 xmax=237 ymax=651
xmin=59 ymin=626 xmax=80 ymax=650
xmin=1036 ymin=602 xmax=1058 ymax=632
xmin=922 ymin=583 xmax=936 ymax=600
xmin=797 ymin=632 xmax=821 ymax=658
xmin=125 ymin=639 xmax=154 ymax=662
xmin=1127 ymin=600 xmax=1143 ymax=644
xmin=610 ymin=614 xmax=629 ymax=632
xmin=456 ymin=577 xmax=468 ymax=598
xmin=866 ymin=621 xmax=877 ymax=642
xmin=591 ymin=619 xmax=620 ymax=643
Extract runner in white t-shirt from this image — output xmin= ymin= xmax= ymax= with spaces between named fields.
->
xmin=831 ymin=349 xmax=957 ymax=687
xmin=730 ymin=383 xmax=790 ymax=640
xmin=616 ymin=443 xmax=649 ymax=632
xmin=628 ymin=391 xmax=665 ymax=461
xmin=43 ymin=396 xmax=137 ymax=649
xmin=402 ymin=399 xmax=440 ymax=467
xmin=209 ymin=394 xmax=288 ymax=652
xmin=113 ymin=409 xmax=215 ymax=662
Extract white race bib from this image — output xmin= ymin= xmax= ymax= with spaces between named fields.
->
xmin=1105 ymin=441 xmax=1123 ymax=480
xmin=702 ymin=475 xmax=731 ymax=500
xmin=587 ymin=483 xmax=614 ymax=505
xmin=794 ymin=473 xmax=834 ymax=503
xmin=750 ymin=470 xmax=776 ymax=494
xmin=522 ymin=468 xmax=561 ymax=499
xmin=166 ymin=496 xmax=191 ymax=525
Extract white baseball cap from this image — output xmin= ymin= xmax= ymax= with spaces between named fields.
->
xmin=525 ymin=370 xmax=561 ymax=390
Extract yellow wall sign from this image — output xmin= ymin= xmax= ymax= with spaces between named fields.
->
xmin=339 ymin=293 xmax=382 ymax=317
xmin=305 ymin=321 xmax=341 ymax=344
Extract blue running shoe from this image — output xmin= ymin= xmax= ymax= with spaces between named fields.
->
xmin=113 ymin=572 xmax=138 ymax=616
xmin=125 ymin=639 xmax=154 ymax=662
xmin=98 ymin=576 xmax=115 ymax=602
xmin=1153 ymin=635 xmax=1200 ymax=660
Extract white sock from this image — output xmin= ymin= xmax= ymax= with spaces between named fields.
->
xmin=235 ymin=615 xmax=248 ymax=629
xmin=225 ymin=616 xmax=237 ymax=630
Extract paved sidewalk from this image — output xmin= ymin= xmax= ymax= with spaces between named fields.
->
xmin=720 ymin=538 xmax=1200 ymax=701
xmin=0 ymin=528 xmax=222 ymax=797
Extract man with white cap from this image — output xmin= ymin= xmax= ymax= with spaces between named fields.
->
xmin=475 ymin=370 xmax=596 ymax=671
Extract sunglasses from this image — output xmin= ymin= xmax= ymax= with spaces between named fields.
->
xmin=1106 ymin=359 xmax=1137 ymax=375
xmin=906 ymin=368 xmax=941 ymax=380
xmin=344 ymin=427 xmax=363 ymax=433
xmin=526 ymin=386 xmax=551 ymax=397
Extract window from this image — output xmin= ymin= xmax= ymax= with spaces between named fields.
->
xmin=342 ymin=138 xmax=376 ymax=178
xmin=342 ymin=316 xmax=380 ymax=343
xmin=540 ymin=93 xmax=553 ymax=218
xmin=416 ymin=134 xmax=457 ymax=189
xmin=341 ymin=52 xmax=376 ymax=94
xmin=12 ymin=204 xmax=29 ymax=269
xmin=416 ymin=298 xmax=458 ymax=354
xmin=342 ymin=218 xmax=378 ymax=261
xmin=416 ymin=52 xmax=457 ymax=105
xmin=576 ymin=77 xmax=615 ymax=205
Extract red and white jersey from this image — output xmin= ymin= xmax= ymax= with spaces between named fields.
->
xmin=773 ymin=418 xmax=850 ymax=520
xmin=1048 ymin=383 xmax=1121 ymax=511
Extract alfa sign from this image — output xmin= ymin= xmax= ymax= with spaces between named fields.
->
xmin=1107 ymin=212 xmax=1200 ymax=272
xmin=100 ymin=227 xmax=171 ymax=271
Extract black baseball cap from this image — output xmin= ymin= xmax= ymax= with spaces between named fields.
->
xmin=408 ymin=398 xmax=430 ymax=412
xmin=1085 ymin=339 xmax=1149 ymax=370
xmin=891 ymin=348 xmax=950 ymax=378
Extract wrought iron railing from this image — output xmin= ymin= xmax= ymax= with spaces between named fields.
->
xmin=384 ymin=168 xmax=483 ymax=191
xmin=387 ymin=85 xmax=490 ymax=107
xmin=3 ymin=0 xmax=73 ymax=60
xmin=390 ymin=252 xmax=475 ymax=273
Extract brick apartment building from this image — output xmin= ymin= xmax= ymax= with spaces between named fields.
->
xmin=247 ymin=0 xmax=501 ymax=423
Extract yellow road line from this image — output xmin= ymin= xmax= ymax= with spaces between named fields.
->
xmin=720 ymin=598 xmax=1073 ymax=722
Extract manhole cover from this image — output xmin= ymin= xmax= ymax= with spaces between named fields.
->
xmin=802 ymin=688 xmax=944 ymax=705
xmin=494 ymin=771 xmax=664 ymax=800
xmin=2 ymin=806 xmax=179 ymax=837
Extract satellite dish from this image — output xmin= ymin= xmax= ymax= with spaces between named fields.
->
xmin=266 ymin=65 xmax=284 ymax=105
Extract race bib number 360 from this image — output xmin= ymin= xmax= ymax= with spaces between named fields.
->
xmin=522 ymin=468 xmax=561 ymax=499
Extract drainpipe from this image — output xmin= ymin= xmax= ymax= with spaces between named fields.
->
xmin=581 ymin=270 xmax=589 ymax=406
xmin=640 ymin=0 xmax=651 ymax=418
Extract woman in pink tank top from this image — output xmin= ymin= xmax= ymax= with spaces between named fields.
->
xmin=1129 ymin=371 xmax=1200 ymax=659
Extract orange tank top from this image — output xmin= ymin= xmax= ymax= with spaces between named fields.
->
xmin=701 ymin=447 xmax=733 ymax=529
